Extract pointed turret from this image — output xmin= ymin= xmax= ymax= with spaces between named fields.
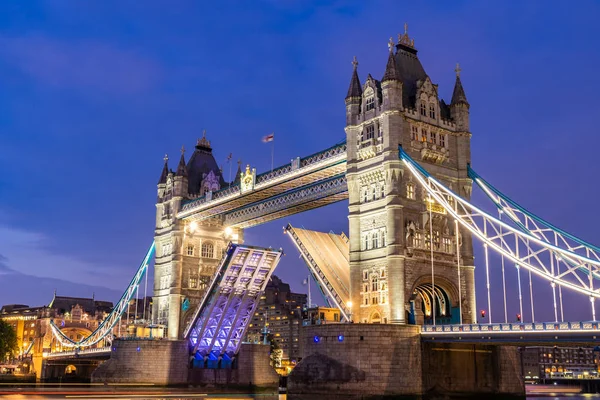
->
xmin=382 ymin=38 xmax=400 ymax=83
xmin=451 ymin=64 xmax=469 ymax=107
xmin=450 ymin=63 xmax=470 ymax=132
xmin=345 ymin=56 xmax=362 ymax=100
xmin=233 ymin=159 xmax=242 ymax=186
xmin=158 ymin=154 xmax=169 ymax=184
xmin=176 ymin=146 xmax=188 ymax=177
xmin=381 ymin=37 xmax=403 ymax=110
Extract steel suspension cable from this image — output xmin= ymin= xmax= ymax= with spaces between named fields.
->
xmin=454 ymin=219 xmax=463 ymax=324
xmin=499 ymin=211 xmax=508 ymax=323
xmin=525 ymin=219 xmax=535 ymax=323
xmin=429 ymin=194 xmax=436 ymax=325
xmin=515 ymin=235 xmax=524 ymax=322
xmin=484 ymin=220 xmax=492 ymax=323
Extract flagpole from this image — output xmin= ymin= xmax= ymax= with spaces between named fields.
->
xmin=228 ymin=155 xmax=232 ymax=188
xmin=271 ymin=139 xmax=274 ymax=172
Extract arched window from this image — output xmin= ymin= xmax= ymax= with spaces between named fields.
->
xmin=371 ymin=275 xmax=379 ymax=292
xmin=381 ymin=229 xmax=386 ymax=247
xmin=429 ymin=103 xmax=436 ymax=119
xmin=366 ymin=96 xmax=375 ymax=111
xmin=201 ymin=242 xmax=214 ymax=258
xmin=406 ymin=183 xmax=415 ymax=200
xmin=187 ymin=244 xmax=194 ymax=256
xmin=372 ymin=185 xmax=377 ymax=201
xmin=363 ymin=187 xmax=369 ymax=203
xmin=380 ymin=182 xmax=385 ymax=198
xmin=420 ymin=102 xmax=426 ymax=116
xmin=373 ymin=231 xmax=379 ymax=249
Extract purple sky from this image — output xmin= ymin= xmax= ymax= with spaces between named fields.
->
xmin=1 ymin=1 xmax=599 ymax=323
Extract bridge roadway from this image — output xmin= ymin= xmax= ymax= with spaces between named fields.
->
xmin=177 ymin=142 xmax=348 ymax=228
xmin=45 ymin=320 xmax=600 ymax=361
xmin=421 ymin=321 xmax=600 ymax=345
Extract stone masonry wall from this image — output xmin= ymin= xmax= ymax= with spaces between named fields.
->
xmin=421 ymin=342 xmax=524 ymax=397
xmin=188 ymin=343 xmax=278 ymax=388
xmin=289 ymin=324 xmax=422 ymax=396
xmin=91 ymin=339 xmax=188 ymax=385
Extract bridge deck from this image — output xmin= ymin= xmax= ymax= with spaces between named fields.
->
xmin=421 ymin=322 xmax=600 ymax=345
xmin=285 ymin=224 xmax=350 ymax=319
xmin=178 ymin=142 xmax=346 ymax=223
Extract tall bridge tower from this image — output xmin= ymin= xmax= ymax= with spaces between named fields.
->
xmin=345 ymin=28 xmax=476 ymax=324
xmin=154 ymin=134 xmax=243 ymax=339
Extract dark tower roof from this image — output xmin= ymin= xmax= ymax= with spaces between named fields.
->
xmin=232 ymin=160 xmax=242 ymax=186
xmin=382 ymin=38 xmax=400 ymax=83
xmin=393 ymin=25 xmax=427 ymax=107
xmin=158 ymin=155 xmax=169 ymax=184
xmin=186 ymin=131 xmax=226 ymax=195
xmin=345 ymin=56 xmax=362 ymax=100
xmin=176 ymin=146 xmax=188 ymax=177
xmin=451 ymin=64 xmax=469 ymax=107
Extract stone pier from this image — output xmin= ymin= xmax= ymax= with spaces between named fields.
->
xmin=288 ymin=324 xmax=525 ymax=398
xmin=91 ymin=339 xmax=278 ymax=390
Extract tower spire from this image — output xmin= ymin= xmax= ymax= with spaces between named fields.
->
xmin=451 ymin=63 xmax=469 ymax=107
xmin=345 ymin=56 xmax=362 ymax=100
xmin=176 ymin=146 xmax=187 ymax=177
xmin=158 ymin=154 xmax=169 ymax=184
xmin=382 ymin=37 xmax=400 ymax=83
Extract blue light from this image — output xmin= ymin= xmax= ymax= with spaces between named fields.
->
xmin=136 ymin=347 xmax=141 ymax=352
xmin=337 ymin=335 xmax=344 ymax=342
xmin=313 ymin=335 xmax=320 ymax=343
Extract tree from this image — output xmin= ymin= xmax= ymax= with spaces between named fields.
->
xmin=0 ymin=320 xmax=17 ymax=361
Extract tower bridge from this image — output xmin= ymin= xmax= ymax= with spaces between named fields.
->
xmin=43 ymin=26 xmax=600 ymax=397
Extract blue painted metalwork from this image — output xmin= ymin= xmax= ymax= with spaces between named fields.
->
xmin=185 ymin=243 xmax=283 ymax=366
xmin=49 ymin=242 xmax=156 ymax=348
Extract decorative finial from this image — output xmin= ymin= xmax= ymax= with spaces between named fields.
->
xmin=388 ymin=37 xmax=395 ymax=52
xmin=455 ymin=63 xmax=461 ymax=77
xmin=180 ymin=145 xmax=185 ymax=155
xmin=352 ymin=56 xmax=358 ymax=69
xmin=398 ymin=23 xmax=415 ymax=49
xmin=237 ymin=159 xmax=242 ymax=167
xmin=202 ymin=129 xmax=206 ymax=138
xmin=163 ymin=154 xmax=169 ymax=163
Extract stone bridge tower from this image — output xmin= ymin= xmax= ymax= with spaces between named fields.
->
xmin=154 ymin=133 xmax=243 ymax=339
xmin=345 ymin=28 xmax=476 ymax=325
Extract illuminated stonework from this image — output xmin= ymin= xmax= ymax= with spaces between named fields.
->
xmin=345 ymin=33 xmax=475 ymax=325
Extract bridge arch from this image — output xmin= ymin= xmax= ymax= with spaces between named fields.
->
xmin=410 ymin=275 xmax=458 ymax=325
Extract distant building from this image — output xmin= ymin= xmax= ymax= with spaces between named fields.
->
xmin=521 ymin=346 xmax=599 ymax=380
xmin=0 ymin=292 xmax=115 ymax=362
xmin=245 ymin=275 xmax=306 ymax=361
xmin=303 ymin=306 xmax=342 ymax=325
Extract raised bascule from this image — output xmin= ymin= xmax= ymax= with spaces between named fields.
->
xmin=44 ymin=25 xmax=600 ymax=397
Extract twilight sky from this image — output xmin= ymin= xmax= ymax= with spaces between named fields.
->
xmin=1 ymin=1 xmax=599 ymax=323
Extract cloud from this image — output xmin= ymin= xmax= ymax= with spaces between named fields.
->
xmin=0 ymin=223 xmax=129 ymax=290
xmin=0 ymin=35 xmax=161 ymax=95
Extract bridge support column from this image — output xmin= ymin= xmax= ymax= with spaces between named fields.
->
xmin=421 ymin=342 xmax=524 ymax=397
xmin=289 ymin=324 xmax=525 ymax=398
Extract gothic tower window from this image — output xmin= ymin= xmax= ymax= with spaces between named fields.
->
xmin=201 ymin=242 xmax=214 ymax=258
xmin=366 ymin=124 xmax=375 ymax=140
xmin=439 ymin=134 xmax=446 ymax=148
xmin=363 ymin=235 xmax=368 ymax=251
xmin=442 ymin=237 xmax=452 ymax=253
xmin=363 ymin=187 xmax=368 ymax=203
xmin=411 ymin=125 xmax=418 ymax=141
xmin=372 ymin=232 xmax=379 ymax=249
xmin=429 ymin=103 xmax=436 ymax=119
xmin=372 ymin=184 xmax=377 ymax=201
xmin=366 ymin=96 xmax=375 ymax=111
xmin=420 ymin=102 xmax=427 ymax=116
xmin=187 ymin=244 xmax=194 ymax=256
xmin=381 ymin=229 xmax=386 ymax=247
xmin=415 ymin=232 xmax=423 ymax=248
xmin=406 ymin=183 xmax=415 ymax=200
xmin=371 ymin=275 xmax=379 ymax=291
xmin=421 ymin=127 xmax=427 ymax=142
xmin=429 ymin=131 xmax=436 ymax=144
xmin=380 ymin=182 xmax=385 ymax=198
xmin=189 ymin=276 xmax=198 ymax=288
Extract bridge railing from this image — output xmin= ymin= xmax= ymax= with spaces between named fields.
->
xmin=421 ymin=321 xmax=600 ymax=334
xmin=179 ymin=141 xmax=347 ymax=215
xmin=45 ymin=346 xmax=111 ymax=359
